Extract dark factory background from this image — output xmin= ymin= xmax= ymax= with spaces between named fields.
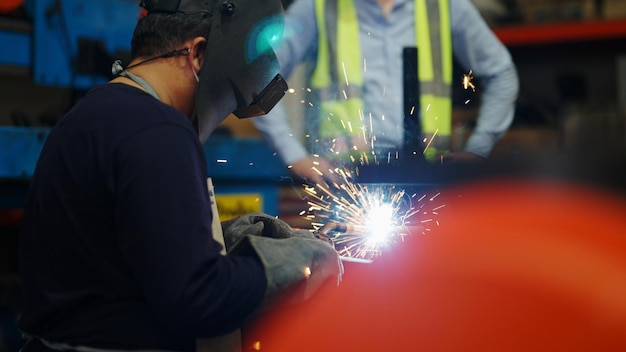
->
xmin=1 ymin=1 xmax=626 ymax=351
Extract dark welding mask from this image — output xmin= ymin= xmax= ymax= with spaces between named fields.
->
xmin=141 ymin=0 xmax=288 ymax=142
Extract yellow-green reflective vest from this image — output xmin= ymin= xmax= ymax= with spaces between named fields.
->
xmin=310 ymin=0 xmax=453 ymax=157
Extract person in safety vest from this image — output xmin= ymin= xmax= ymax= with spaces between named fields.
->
xmin=253 ymin=0 xmax=519 ymax=186
xmin=18 ymin=1 xmax=342 ymax=352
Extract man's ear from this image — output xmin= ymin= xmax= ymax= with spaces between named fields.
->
xmin=190 ymin=37 xmax=207 ymax=73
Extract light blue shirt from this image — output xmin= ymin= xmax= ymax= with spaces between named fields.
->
xmin=253 ymin=0 xmax=519 ymax=164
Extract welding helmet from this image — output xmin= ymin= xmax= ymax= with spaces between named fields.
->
xmin=141 ymin=0 xmax=288 ymax=142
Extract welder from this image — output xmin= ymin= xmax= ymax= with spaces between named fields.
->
xmin=17 ymin=0 xmax=342 ymax=351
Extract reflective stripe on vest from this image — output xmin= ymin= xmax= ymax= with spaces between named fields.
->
xmin=311 ymin=0 xmax=452 ymax=141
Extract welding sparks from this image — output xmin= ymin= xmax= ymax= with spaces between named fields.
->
xmin=285 ymin=81 xmax=451 ymax=258
xmin=462 ymin=70 xmax=476 ymax=92
xmin=302 ymin=168 xmax=444 ymax=260
xmin=365 ymin=203 xmax=394 ymax=243
xmin=423 ymin=129 xmax=439 ymax=156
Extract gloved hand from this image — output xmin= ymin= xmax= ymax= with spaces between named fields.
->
xmin=221 ymin=213 xmax=315 ymax=252
xmin=223 ymin=213 xmax=342 ymax=305
xmin=230 ymin=234 xmax=343 ymax=306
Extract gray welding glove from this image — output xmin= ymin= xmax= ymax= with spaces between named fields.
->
xmin=221 ymin=212 xmax=312 ymax=251
xmin=230 ymin=234 xmax=343 ymax=306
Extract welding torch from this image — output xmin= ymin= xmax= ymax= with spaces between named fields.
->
xmin=313 ymin=222 xmax=373 ymax=263
xmin=311 ymin=222 xmax=345 ymax=245
xmin=312 ymin=221 xmax=353 ymax=248
xmin=314 ymin=221 xmax=351 ymax=238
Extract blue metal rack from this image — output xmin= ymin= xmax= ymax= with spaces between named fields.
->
xmin=0 ymin=126 xmax=48 ymax=179
xmin=0 ymin=19 xmax=30 ymax=69
xmin=1 ymin=0 xmax=138 ymax=89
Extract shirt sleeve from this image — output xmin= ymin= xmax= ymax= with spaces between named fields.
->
xmin=253 ymin=0 xmax=319 ymax=165
xmin=114 ymin=122 xmax=266 ymax=339
xmin=451 ymin=0 xmax=520 ymax=157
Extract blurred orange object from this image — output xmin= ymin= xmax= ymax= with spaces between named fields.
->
xmin=246 ymin=179 xmax=626 ymax=351
xmin=0 ymin=0 xmax=22 ymax=13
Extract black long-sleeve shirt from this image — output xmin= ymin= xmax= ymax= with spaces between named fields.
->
xmin=18 ymin=83 xmax=266 ymax=351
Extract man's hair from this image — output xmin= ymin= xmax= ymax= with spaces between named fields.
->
xmin=130 ymin=11 xmax=212 ymax=59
